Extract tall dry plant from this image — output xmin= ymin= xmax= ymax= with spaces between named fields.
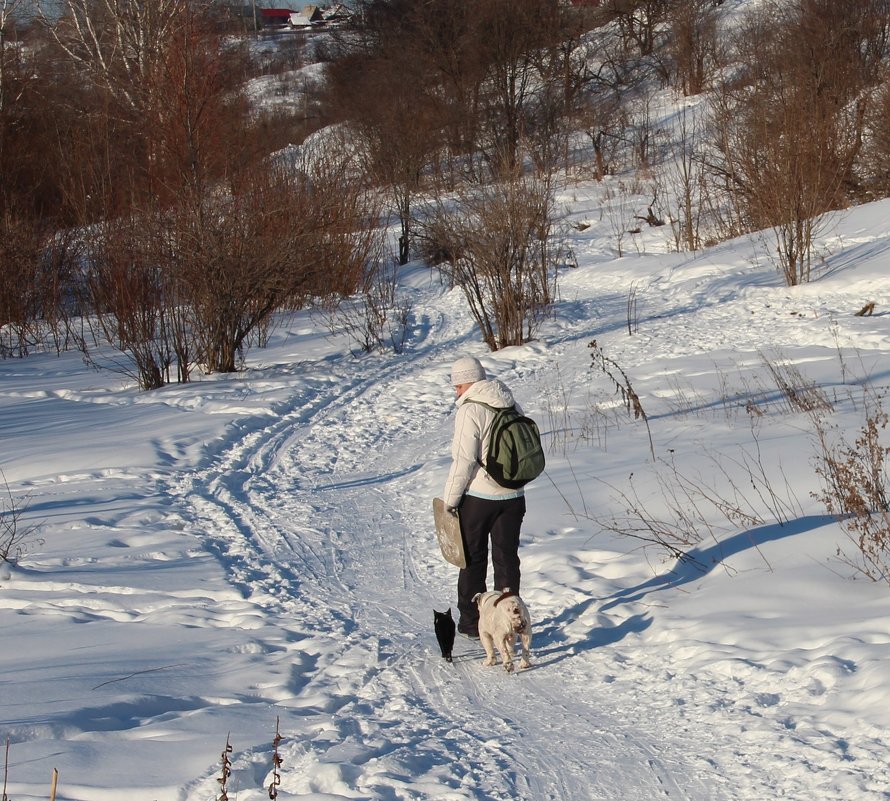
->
xmin=593 ymin=433 xmax=801 ymax=570
xmin=217 ymin=734 xmax=233 ymax=801
xmin=268 ymin=717 xmax=283 ymax=800
xmin=588 ymin=339 xmax=654 ymax=458
xmin=2 ymin=736 xmax=8 ymax=801
xmin=0 ymin=471 xmax=40 ymax=565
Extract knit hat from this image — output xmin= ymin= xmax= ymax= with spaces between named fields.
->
xmin=450 ymin=356 xmax=486 ymax=385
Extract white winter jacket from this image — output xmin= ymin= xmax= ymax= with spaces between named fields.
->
xmin=442 ymin=378 xmax=525 ymax=509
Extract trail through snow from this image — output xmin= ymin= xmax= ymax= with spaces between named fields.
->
xmin=5 ymin=208 xmax=890 ymax=801
xmin=157 ymin=279 xmax=739 ymax=801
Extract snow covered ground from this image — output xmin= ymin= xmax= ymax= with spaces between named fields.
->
xmin=2 ymin=188 xmax=890 ymax=801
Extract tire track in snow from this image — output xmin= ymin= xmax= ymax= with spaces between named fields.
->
xmin=170 ymin=296 xmax=727 ymax=799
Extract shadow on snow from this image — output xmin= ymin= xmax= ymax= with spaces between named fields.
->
xmin=532 ymin=515 xmax=834 ymax=666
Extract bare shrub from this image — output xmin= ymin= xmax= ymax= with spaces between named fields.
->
xmin=811 ymin=401 xmax=890 ymax=583
xmin=84 ymin=214 xmax=175 ymax=389
xmin=0 ymin=208 xmax=79 ymax=358
xmin=579 ymin=90 xmax=624 ymax=181
xmin=169 ymin=169 xmax=306 ymax=374
xmin=174 ymin=170 xmax=337 ymax=372
xmin=0 ymin=208 xmax=44 ymax=357
xmin=710 ymin=77 xmax=841 ymax=285
xmin=655 ymin=105 xmax=710 ymax=252
xmin=420 ymin=170 xmax=558 ymax=350
xmin=327 ymin=254 xmax=414 ymax=356
xmin=144 ymin=137 xmax=379 ymax=376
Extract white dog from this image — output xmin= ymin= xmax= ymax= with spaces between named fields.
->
xmin=472 ymin=589 xmax=532 ymax=673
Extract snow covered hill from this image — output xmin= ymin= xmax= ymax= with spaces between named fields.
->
xmin=2 ymin=182 xmax=890 ymax=800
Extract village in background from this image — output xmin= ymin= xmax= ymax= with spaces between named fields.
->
xmin=230 ymin=3 xmax=352 ymax=32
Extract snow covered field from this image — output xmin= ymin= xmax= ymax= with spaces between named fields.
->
xmin=2 ymin=188 xmax=890 ymax=800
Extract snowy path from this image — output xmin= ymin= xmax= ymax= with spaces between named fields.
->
xmin=166 ymin=295 xmax=735 ymax=801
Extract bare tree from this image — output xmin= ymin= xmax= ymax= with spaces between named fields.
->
xmin=0 ymin=0 xmax=27 ymax=120
xmin=708 ymin=0 xmax=890 ymax=284
xmin=408 ymin=0 xmax=487 ymax=180
xmin=604 ymin=0 xmax=672 ymax=57
xmin=861 ymin=72 xmax=890 ymax=195
xmin=579 ymin=86 xmax=624 ymax=180
xmin=41 ymin=0 xmax=194 ymax=115
xmin=341 ymin=0 xmax=574 ymax=185
xmin=657 ymin=104 xmax=709 ymax=251
xmin=474 ymin=0 xmax=569 ymax=177
xmin=667 ymin=0 xmax=720 ymax=96
xmin=168 ymin=144 xmax=379 ymax=374
xmin=327 ymin=48 xmax=440 ymax=266
xmin=1 ymin=7 xmax=58 ymax=221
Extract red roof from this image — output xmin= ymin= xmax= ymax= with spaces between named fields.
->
xmin=260 ymin=8 xmax=294 ymax=18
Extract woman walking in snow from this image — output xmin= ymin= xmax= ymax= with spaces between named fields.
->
xmin=443 ymin=356 xmax=527 ymax=638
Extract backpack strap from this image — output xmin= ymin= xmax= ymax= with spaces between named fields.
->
xmin=462 ymin=400 xmax=514 ymax=469
xmin=464 ymin=399 xmax=514 ymax=414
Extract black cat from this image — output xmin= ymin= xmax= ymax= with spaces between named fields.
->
xmin=434 ymin=608 xmax=456 ymax=663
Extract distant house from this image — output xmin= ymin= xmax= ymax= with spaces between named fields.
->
xmin=322 ymin=3 xmax=351 ymax=22
xmin=288 ymin=6 xmax=324 ymax=27
xmin=260 ymin=8 xmax=296 ymax=27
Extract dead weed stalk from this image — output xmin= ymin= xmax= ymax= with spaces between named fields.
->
xmin=588 ymin=340 xmax=654 ymax=458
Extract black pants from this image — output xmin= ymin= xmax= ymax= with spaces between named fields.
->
xmin=457 ymin=494 xmax=526 ymax=630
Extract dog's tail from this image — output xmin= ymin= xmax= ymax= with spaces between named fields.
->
xmin=493 ymin=588 xmax=519 ymax=607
